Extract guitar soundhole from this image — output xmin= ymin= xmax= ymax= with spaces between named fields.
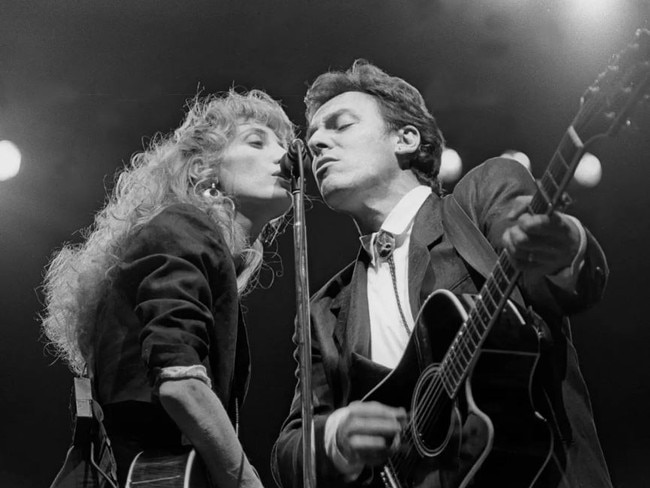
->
xmin=410 ymin=365 xmax=455 ymax=457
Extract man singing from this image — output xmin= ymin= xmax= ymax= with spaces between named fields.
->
xmin=272 ymin=60 xmax=612 ymax=487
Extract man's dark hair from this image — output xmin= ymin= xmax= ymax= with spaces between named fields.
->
xmin=305 ymin=59 xmax=445 ymax=193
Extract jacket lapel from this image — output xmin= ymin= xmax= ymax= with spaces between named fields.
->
xmin=332 ymin=249 xmax=371 ymax=358
xmin=330 ymin=193 xmax=444 ymax=360
xmin=408 ymin=193 xmax=444 ymax=315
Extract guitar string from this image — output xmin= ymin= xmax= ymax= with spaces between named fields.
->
xmin=388 ymin=296 xmax=491 ymax=472
xmin=389 ymin=255 xmax=521 ymax=475
xmin=394 ymin=229 xmax=576 ymax=474
xmin=390 ymin=298 xmax=490 ymax=472
xmin=388 ymin=90 xmax=603 ymax=476
xmin=389 ymin=287 xmax=500 ymax=473
xmin=389 ymin=73 xmax=625 ymax=477
xmin=389 ymin=148 xmax=581 ymax=473
xmin=388 ymin=153 xmax=586 ymax=473
xmin=389 ymin=262 xmax=517 ymax=477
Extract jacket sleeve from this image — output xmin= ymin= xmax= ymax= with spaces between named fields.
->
xmin=452 ymin=157 xmax=608 ymax=316
xmin=120 ymin=204 xmax=235 ymax=388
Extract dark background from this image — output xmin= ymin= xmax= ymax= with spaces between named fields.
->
xmin=1 ymin=1 xmax=649 ymax=486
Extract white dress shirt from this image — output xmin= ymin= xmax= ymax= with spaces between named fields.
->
xmin=359 ymin=186 xmax=432 ymax=368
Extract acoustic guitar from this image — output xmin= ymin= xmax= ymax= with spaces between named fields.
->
xmin=126 ymin=446 xmax=210 ymax=488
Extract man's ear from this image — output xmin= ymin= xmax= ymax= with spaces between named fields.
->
xmin=395 ymin=125 xmax=421 ymax=156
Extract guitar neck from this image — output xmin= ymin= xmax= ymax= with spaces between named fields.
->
xmin=534 ymin=125 xmax=585 ymax=213
xmin=439 ymin=124 xmax=588 ymax=396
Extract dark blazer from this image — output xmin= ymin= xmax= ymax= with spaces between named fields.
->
xmin=272 ymin=158 xmax=612 ymax=488
xmin=92 ymin=203 xmax=251 ymax=484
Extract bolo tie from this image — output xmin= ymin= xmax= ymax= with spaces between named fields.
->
xmin=374 ymin=229 xmax=411 ymax=336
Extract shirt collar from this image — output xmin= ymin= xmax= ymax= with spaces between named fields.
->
xmin=360 ymin=185 xmax=432 ymax=262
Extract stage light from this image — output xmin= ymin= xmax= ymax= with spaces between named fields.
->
xmin=439 ymin=147 xmax=463 ymax=183
xmin=564 ymin=0 xmax=627 ymax=32
xmin=501 ymin=150 xmax=531 ymax=171
xmin=0 ymin=140 xmax=21 ymax=181
xmin=573 ymin=152 xmax=602 ymax=187
xmin=569 ymin=0 xmax=619 ymax=21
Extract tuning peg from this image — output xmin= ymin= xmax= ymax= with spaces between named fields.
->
xmin=605 ymin=63 xmax=619 ymax=74
xmin=581 ymin=86 xmax=600 ymax=104
xmin=622 ymin=117 xmax=641 ymax=134
xmin=635 ymin=28 xmax=650 ymax=45
xmin=617 ymin=46 xmax=637 ymax=70
xmin=559 ymin=192 xmax=573 ymax=211
xmin=618 ymin=108 xmax=650 ymax=135
xmin=599 ymin=64 xmax=621 ymax=88
xmin=633 ymin=28 xmax=650 ymax=59
xmin=613 ymin=30 xmax=650 ymax=72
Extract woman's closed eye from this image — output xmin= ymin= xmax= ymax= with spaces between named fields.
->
xmin=247 ymin=136 xmax=265 ymax=148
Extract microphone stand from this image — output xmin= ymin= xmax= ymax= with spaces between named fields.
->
xmin=288 ymin=139 xmax=317 ymax=488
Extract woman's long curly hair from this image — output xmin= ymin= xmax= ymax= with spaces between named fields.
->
xmin=41 ymin=89 xmax=295 ymax=375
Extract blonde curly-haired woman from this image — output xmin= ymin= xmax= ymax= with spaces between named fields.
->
xmin=41 ymin=89 xmax=294 ymax=488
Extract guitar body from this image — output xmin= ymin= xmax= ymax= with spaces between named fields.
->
xmin=126 ymin=447 xmax=211 ymax=488
xmin=363 ymin=289 xmax=554 ymax=488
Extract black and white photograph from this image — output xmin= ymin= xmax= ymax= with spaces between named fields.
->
xmin=1 ymin=1 xmax=648 ymax=487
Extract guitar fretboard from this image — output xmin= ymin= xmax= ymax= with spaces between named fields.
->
xmin=438 ymin=125 xmax=586 ymax=396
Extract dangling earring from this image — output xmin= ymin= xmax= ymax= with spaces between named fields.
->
xmin=203 ymin=180 xmax=219 ymax=198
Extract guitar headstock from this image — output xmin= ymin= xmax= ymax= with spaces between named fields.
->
xmin=577 ymin=28 xmax=650 ymax=144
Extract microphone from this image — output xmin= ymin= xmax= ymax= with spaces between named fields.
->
xmin=279 ymin=139 xmax=311 ymax=180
